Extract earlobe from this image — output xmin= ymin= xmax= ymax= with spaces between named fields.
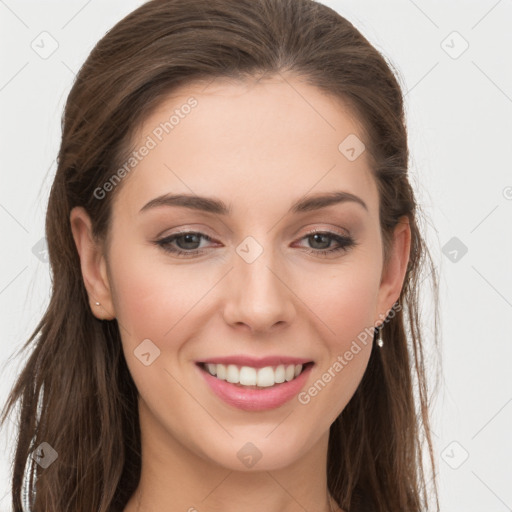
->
xmin=69 ymin=206 xmax=116 ymax=320
xmin=376 ymin=216 xmax=411 ymax=323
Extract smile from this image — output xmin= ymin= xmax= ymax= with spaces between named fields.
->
xmin=200 ymin=362 xmax=310 ymax=389
xmin=196 ymin=359 xmax=315 ymax=411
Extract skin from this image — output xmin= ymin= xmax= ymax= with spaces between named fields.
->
xmin=70 ymin=73 xmax=410 ymax=512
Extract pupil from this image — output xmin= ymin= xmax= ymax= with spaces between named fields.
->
xmin=179 ymin=234 xmax=200 ymax=249
xmin=310 ymin=233 xmax=329 ymax=249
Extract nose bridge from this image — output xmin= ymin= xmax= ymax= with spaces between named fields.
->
xmin=222 ymin=235 xmax=295 ymax=332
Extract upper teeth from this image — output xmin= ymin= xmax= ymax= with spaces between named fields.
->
xmin=205 ymin=363 xmax=303 ymax=387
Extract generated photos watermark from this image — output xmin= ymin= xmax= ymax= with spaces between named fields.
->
xmin=297 ymin=301 xmax=402 ymax=405
xmin=93 ymin=96 xmax=198 ymax=200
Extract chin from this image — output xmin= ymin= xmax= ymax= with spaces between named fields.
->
xmin=193 ymin=427 xmax=316 ymax=472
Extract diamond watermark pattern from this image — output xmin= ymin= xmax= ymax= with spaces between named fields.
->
xmin=134 ymin=338 xmax=161 ymax=366
xmin=236 ymin=236 xmax=264 ymax=264
xmin=441 ymin=440 xmax=469 ymax=469
xmin=338 ymin=134 xmax=366 ymax=162
xmin=237 ymin=442 xmax=262 ymax=468
xmin=442 ymin=236 xmax=468 ymax=263
xmin=31 ymin=237 xmax=49 ymax=263
xmin=30 ymin=31 xmax=59 ymax=60
xmin=441 ymin=31 xmax=469 ymax=60
xmin=31 ymin=442 xmax=58 ymax=469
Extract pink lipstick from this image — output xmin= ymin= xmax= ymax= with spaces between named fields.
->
xmin=195 ymin=358 xmax=314 ymax=411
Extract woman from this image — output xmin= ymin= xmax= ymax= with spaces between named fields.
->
xmin=0 ymin=0 xmax=440 ymax=510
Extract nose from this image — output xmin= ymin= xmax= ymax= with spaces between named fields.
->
xmin=222 ymin=246 xmax=296 ymax=335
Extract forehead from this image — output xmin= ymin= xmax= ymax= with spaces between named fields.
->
xmin=115 ymin=74 xmax=379 ymax=217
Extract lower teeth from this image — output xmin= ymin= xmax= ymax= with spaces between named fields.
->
xmin=231 ymin=381 xmax=283 ymax=389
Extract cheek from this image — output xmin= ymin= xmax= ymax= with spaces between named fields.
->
xmin=107 ymin=250 xmax=205 ymax=407
xmin=291 ymin=254 xmax=381 ymax=413
xmin=108 ymin=246 xmax=209 ymax=343
xmin=294 ymin=255 xmax=382 ymax=343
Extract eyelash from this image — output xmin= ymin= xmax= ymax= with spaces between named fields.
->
xmin=154 ymin=229 xmax=357 ymax=258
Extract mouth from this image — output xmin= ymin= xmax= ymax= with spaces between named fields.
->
xmin=197 ymin=361 xmax=314 ymax=390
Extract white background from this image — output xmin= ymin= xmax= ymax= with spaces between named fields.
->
xmin=1 ymin=1 xmax=511 ymax=510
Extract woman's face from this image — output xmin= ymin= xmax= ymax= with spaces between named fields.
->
xmin=74 ymin=74 xmax=409 ymax=472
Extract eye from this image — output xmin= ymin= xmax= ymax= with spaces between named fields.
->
xmin=155 ymin=231 xmax=216 ymax=257
xmin=154 ymin=229 xmax=357 ymax=258
xmin=295 ymin=229 xmax=357 ymax=257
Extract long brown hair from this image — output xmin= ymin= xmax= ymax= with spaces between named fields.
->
xmin=1 ymin=0 xmax=441 ymax=510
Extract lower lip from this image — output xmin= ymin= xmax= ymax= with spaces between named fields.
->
xmin=197 ymin=363 xmax=313 ymax=412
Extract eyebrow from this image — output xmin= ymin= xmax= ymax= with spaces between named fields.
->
xmin=139 ymin=190 xmax=368 ymax=215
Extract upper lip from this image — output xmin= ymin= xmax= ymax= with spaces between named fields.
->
xmin=197 ymin=355 xmax=313 ymax=369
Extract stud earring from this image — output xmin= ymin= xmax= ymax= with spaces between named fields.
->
xmin=95 ymin=301 xmax=100 ymax=306
xmin=376 ymin=325 xmax=384 ymax=347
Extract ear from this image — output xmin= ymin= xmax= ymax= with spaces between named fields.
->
xmin=70 ymin=206 xmax=115 ymax=320
xmin=375 ymin=215 xmax=411 ymax=324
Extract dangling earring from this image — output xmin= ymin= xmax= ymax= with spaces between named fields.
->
xmin=376 ymin=324 xmax=384 ymax=347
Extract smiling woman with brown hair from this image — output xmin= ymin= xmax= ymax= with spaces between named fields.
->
xmin=0 ymin=1 xmax=440 ymax=511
